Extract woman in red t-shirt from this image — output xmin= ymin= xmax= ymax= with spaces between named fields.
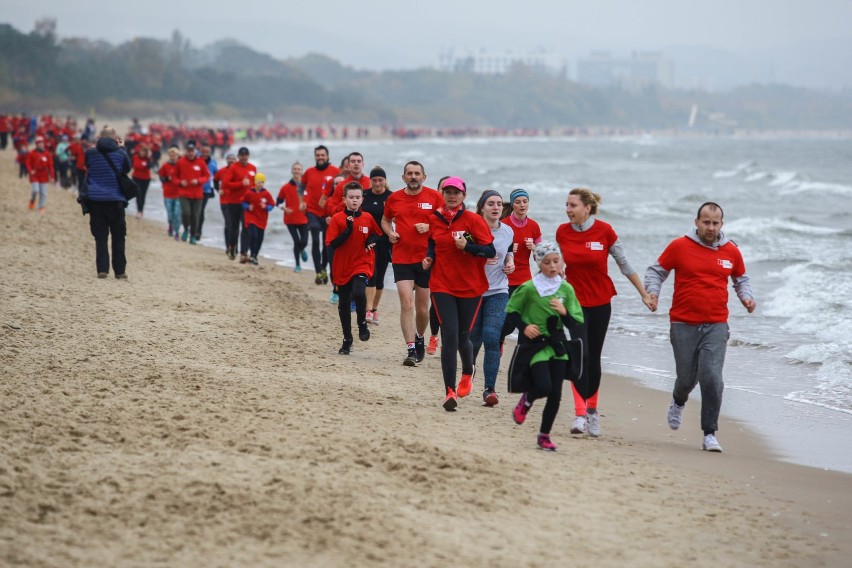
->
xmin=276 ymin=161 xmax=309 ymax=273
xmin=555 ymin=188 xmax=653 ymax=437
xmin=423 ymin=177 xmax=495 ymax=411
xmin=500 ymin=187 xmax=543 ymax=347
xmin=131 ymin=145 xmax=154 ymax=218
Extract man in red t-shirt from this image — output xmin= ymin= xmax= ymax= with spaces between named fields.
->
xmin=645 ymin=202 xmax=756 ymax=454
xmin=173 ymin=141 xmax=210 ymax=244
xmin=298 ymin=145 xmax=340 ymax=283
xmin=381 ymin=160 xmax=444 ymax=366
xmin=220 ymin=146 xmax=256 ymax=262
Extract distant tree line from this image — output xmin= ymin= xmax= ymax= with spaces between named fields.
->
xmin=1 ymin=21 xmax=850 ymax=130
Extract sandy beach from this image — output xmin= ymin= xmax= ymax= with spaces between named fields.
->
xmin=1 ymin=147 xmax=850 ymax=567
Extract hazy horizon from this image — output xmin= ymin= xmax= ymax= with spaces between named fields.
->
xmin=5 ymin=0 xmax=852 ymax=91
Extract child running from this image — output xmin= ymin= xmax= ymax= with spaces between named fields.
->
xmin=325 ymin=182 xmax=383 ymax=355
xmin=507 ymin=242 xmax=584 ymax=451
xmin=241 ymin=173 xmax=275 ymax=266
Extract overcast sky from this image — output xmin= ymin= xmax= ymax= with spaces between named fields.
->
xmin=5 ymin=0 xmax=851 ymax=88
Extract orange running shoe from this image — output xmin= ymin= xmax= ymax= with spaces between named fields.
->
xmin=426 ymin=335 xmax=439 ymax=355
xmin=443 ymin=387 xmax=458 ymax=411
xmin=28 ymin=199 xmax=35 ymax=210
xmin=457 ymin=365 xmax=476 ymax=398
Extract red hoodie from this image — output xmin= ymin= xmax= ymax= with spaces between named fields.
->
xmin=132 ymin=154 xmax=153 ymax=180
xmin=174 ymin=155 xmax=210 ymax=199
xmin=220 ymin=161 xmax=256 ymax=205
xmin=26 ymin=149 xmax=54 ymax=183
xmin=158 ymin=162 xmax=181 ymax=199
xmin=325 ymin=210 xmax=382 ymax=286
xmin=241 ymin=188 xmax=275 ymax=229
xmin=326 ymin=175 xmax=370 ymax=217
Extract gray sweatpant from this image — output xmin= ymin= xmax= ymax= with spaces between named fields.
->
xmin=670 ymin=322 xmax=729 ymax=433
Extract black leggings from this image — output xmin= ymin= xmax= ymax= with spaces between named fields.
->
xmin=575 ymin=303 xmax=611 ymax=400
xmin=221 ymin=204 xmax=249 ymax=254
xmin=287 ymin=223 xmax=309 ymax=266
xmin=133 ymin=178 xmax=151 ymax=213
xmin=248 ymin=225 xmax=265 ymax=258
xmin=366 ymin=238 xmax=391 ymax=290
xmin=429 ymin=303 xmax=440 ymax=336
xmin=338 ymin=275 xmax=368 ymax=340
xmin=431 ymin=292 xmax=482 ymax=390
xmin=499 ymin=285 xmax=521 ymax=341
xmin=307 ymin=212 xmax=327 ymax=273
xmin=528 ymin=359 xmax=567 ymax=435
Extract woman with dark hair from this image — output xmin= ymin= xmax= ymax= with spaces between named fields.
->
xmin=131 ymin=144 xmax=153 ymax=219
xmin=469 ymin=190 xmax=515 ymax=406
xmin=422 ymin=177 xmax=495 ymax=411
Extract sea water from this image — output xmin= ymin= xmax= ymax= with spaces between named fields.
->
xmin=143 ymin=135 xmax=852 ymax=472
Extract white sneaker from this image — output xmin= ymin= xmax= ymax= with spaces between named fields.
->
xmin=570 ymin=415 xmax=587 ymax=434
xmin=586 ymin=410 xmax=600 ymax=437
xmin=667 ymin=399 xmax=684 ymax=430
xmin=702 ymin=434 xmax=723 ymax=452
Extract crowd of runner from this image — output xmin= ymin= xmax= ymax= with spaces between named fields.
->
xmin=6 ymin=113 xmax=755 ymax=455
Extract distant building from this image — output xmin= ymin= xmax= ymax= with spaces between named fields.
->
xmin=438 ymin=48 xmax=567 ymax=78
xmin=576 ymin=51 xmax=674 ymax=89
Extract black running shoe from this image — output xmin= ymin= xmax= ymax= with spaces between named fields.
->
xmin=358 ymin=322 xmax=370 ymax=342
xmin=339 ymin=339 xmax=353 ymax=355
xmin=403 ymin=348 xmax=417 ymax=367
xmin=414 ymin=335 xmax=425 ymax=363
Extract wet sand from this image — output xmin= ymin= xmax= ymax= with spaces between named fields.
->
xmin=1 ymin=148 xmax=850 ymax=567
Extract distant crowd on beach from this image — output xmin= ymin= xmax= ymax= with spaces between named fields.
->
xmin=6 ymin=112 xmax=756 ymax=455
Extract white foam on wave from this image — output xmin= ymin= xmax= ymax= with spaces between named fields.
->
xmin=724 ymin=217 xmax=842 ymax=237
xmin=767 ymin=171 xmax=801 ymax=187
xmin=794 ymin=181 xmax=852 ymax=195
xmin=764 ymin=263 xmax=852 ymax=352
xmin=784 ymin=361 xmax=852 ymax=415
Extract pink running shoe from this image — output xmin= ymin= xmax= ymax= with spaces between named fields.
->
xmin=537 ymin=434 xmax=557 ymax=451
xmin=513 ymin=393 xmax=530 ymax=425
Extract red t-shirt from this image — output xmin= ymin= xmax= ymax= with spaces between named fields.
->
xmin=326 ymin=174 xmax=371 ymax=216
xmin=301 ymin=164 xmax=341 ymax=217
xmin=325 ymin=211 xmax=382 ymax=285
xmin=427 ymin=209 xmax=494 ymax=298
xmin=277 ymin=181 xmax=308 ymax=225
xmin=220 ymin=161 xmax=257 ymax=205
xmin=556 ymin=220 xmax=620 ymax=308
xmin=501 ymin=215 xmax=543 ymax=286
xmin=383 ymin=187 xmax=444 ymax=264
xmin=68 ymin=142 xmax=86 ymax=171
xmin=241 ymin=188 xmax=275 ymax=230
xmin=131 ymin=154 xmax=153 ymax=180
xmin=658 ymin=236 xmax=747 ymax=325
xmin=174 ymin=156 xmax=210 ymax=199
xmin=158 ymin=162 xmax=181 ymax=199
xmin=26 ymin=150 xmax=54 ymax=183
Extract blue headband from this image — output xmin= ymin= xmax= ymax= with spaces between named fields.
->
xmin=510 ymin=188 xmax=529 ymax=203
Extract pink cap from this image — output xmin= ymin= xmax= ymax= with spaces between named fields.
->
xmin=442 ymin=176 xmax=466 ymax=193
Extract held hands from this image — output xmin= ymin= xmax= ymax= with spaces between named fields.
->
xmin=421 ymin=257 xmax=433 ymax=270
xmin=299 ymin=202 xmax=307 ymax=211
xmin=742 ymin=297 xmax=757 ymax=313
xmin=646 ymin=293 xmax=659 ymax=312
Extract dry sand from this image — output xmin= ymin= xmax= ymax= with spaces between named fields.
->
xmin=1 ymin=147 xmax=850 ymax=567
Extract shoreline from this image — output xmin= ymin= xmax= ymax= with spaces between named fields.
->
xmin=1 ymin=147 xmax=850 ymax=566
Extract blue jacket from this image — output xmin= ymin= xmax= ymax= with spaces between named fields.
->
xmin=203 ymin=157 xmax=218 ymax=196
xmin=84 ymin=138 xmax=131 ymax=202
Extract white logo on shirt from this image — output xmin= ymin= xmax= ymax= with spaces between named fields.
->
xmin=587 ymin=242 xmax=604 ymax=251
xmin=717 ymin=259 xmax=733 ymax=269
xmin=360 ymin=226 xmax=369 ymax=234
xmin=419 ymin=203 xmax=433 ymax=210
xmin=193 ymin=165 xmax=201 ymax=171
xmin=249 ymin=170 xmax=256 ymax=176
xmin=452 ymin=231 xmax=465 ymax=239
